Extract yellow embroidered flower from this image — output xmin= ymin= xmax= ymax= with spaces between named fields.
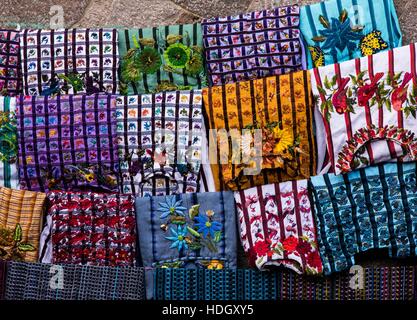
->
xmin=207 ymin=260 xmax=224 ymax=270
xmin=84 ymin=173 xmax=95 ymax=182
xmin=272 ymin=127 xmax=293 ymax=155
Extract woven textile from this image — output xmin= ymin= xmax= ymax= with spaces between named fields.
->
xmin=0 ymin=29 xmax=21 ymax=95
xmin=310 ymin=162 xmax=417 ymax=275
xmin=312 ymin=43 xmax=417 ymax=175
xmin=234 ymin=180 xmax=322 ymax=274
xmin=116 ymin=91 xmax=204 ymax=196
xmin=0 ymin=97 xmax=18 ymax=188
xmin=5 ymin=261 xmax=145 ymax=300
xmin=202 ymin=5 xmax=304 ymax=86
xmin=300 ymin=0 xmax=402 ymax=68
xmin=20 ymin=29 xmax=119 ymax=96
xmin=39 ymin=191 xmax=137 ymax=267
xmin=153 ymin=266 xmax=417 ymax=300
xmin=203 ymin=70 xmax=316 ymax=191
xmin=17 ymin=94 xmax=119 ymax=193
xmin=118 ymin=24 xmax=206 ymax=95
xmin=135 ymin=192 xmax=237 ymax=269
xmin=0 ymin=187 xmax=46 ymax=262
xmin=0 ymin=259 xmax=6 ymax=300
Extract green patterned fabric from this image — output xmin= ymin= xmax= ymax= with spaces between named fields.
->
xmin=118 ymin=23 xmax=207 ymax=94
xmin=0 ymin=97 xmax=17 ymax=188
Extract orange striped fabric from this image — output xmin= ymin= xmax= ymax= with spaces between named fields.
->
xmin=202 ymin=70 xmax=317 ymax=191
xmin=0 ymin=187 xmax=46 ymax=262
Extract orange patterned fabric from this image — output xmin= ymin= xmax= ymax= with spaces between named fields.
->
xmin=203 ymin=70 xmax=316 ymax=191
xmin=0 ymin=187 xmax=46 ymax=262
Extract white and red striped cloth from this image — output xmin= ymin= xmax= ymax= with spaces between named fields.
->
xmin=234 ymin=180 xmax=322 ymax=275
xmin=311 ymin=43 xmax=417 ymax=175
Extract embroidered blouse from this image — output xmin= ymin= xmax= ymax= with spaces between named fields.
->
xmin=118 ymin=23 xmax=207 ymax=95
xmin=16 ymin=94 xmax=119 ymax=192
xmin=300 ymin=0 xmax=402 ymax=68
xmin=0 ymin=187 xmax=46 ymax=262
xmin=0 ymin=97 xmax=18 ymax=188
xmin=310 ymin=162 xmax=417 ymax=275
xmin=202 ymin=5 xmax=305 ymax=86
xmin=0 ymin=29 xmax=21 ymax=95
xmin=116 ymin=90 xmax=206 ymax=196
xmin=203 ymin=70 xmax=317 ymax=191
xmin=39 ymin=191 xmax=137 ymax=267
xmin=311 ymin=43 xmax=417 ymax=175
xmin=234 ymin=180 xmax=322 ymax=274
xmin=20 ymin=29 xmax=119 ymax=96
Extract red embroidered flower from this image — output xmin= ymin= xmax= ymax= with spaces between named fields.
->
xmin=282 ymin=236 xmax=299 ymax=252
xmin=357 ymin=72 xmax=384 ymax=107
xmin=296 ymin=239 xmax=312 ymax=255
xmin=392 ymin=72 xmax=413 ymax=111
xmin=253 ymin=239 xmax=271 ymax=257
xmin=306 ymin=251 xmax=323 ymax=271
xmin=332 ymin=77 xmax=350 ymax=114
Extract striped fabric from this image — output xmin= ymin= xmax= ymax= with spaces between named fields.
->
xmin=0 ymin=97 xmax=18 ymax=188
xmin=234 ymin=180 xmax=322 ymax=275
xmin=135 ymin=192 xmax=237 ymax=269
xmin=300 ymin=0 xmax=402 ymax=68
xmin=202 ymin=70 xmax=317 ymax=191
xmin=0 ymin=259 xmax=6 ymax=300
xmin=20 ymin=29 xmax=119 ymax=96
xmin=118 ymin=24 xmax=207 ymax=95
xmin=0 ymin=29 xmax=21 ymax=95
xmin=16 ymin=94 xmax=119 ymax=192
xmin=311 ymin=43 xmax=417 ymax=175
xmin=5 ymin=261 xmax=145 ymax=300
xmin=0 ymin=187 xmax=46 ymax=262
xmin=39 ymin=191 xmax=137 ymax=267
xmin=153 ymin=266 xmax=417 ymax=300
xmin=310 ymin=162 xmax=417 ymax=275
xmin=202 ymin=5 xmax=304 ymax=87
xmin=116 ymin=91 xmax=207 ymax=196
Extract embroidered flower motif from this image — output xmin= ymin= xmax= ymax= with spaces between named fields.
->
xmin=306 ymin=251 xmax=323 ymax=271
xmin=391 ymin=72 xmax=413 ymax=111
xmin=137 ymin=47 xmax=162 ymax=74
xmin=206 ymin=260 xmax=224 ymax=270
xmin=0 ymin=112 xmax=17 ymax=163
xmin=194 ymin=214 xmax=222 ymax=238
xmin=253 ymin=240 xmax=271 ymax=257
xmin=271 ymin=127 xmax=293 ymax=155
xmin=165 ymin=225 xmax=189 ymax=252
xmin=185 ymin=52 xmax=204 ymax=76
xmin=164 ymin=43 xmax=191 ymax=69
xmin=282 ymin=235 xmax=299 ymax=252
xmin=357 ymin=72 xmax=384 ymax=107
xmin=359 ymin=30 xmax=388 ymax=56
xmin=157 ymin=196 xmax=187 ymax=219
xmin=0 ymin=223 xmax=36 ymax=261
xmin=308 ymin=46 xmax=325 ymax=68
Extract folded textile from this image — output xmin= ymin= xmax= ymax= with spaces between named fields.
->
xmin=300 ymin=0 xmax=402 ymax=68
xmin=203 ymin=70 xmax=317 ymax=191
xmin=234 ymin=180 xmax=322 ymax=275
xmin=0 ymin=259 xmax=6 ymax=300
xmin=17 ymin=94 xmax=119 ymax=192
xmin=116 ymin=91 xmax=207 ymax=196
xmin=311 ymin=43 xmax=417 ymax=175
xmin=118 ymin=23 xmax=206 ymax=95
xmin=39 ymin=191 xmax=137 ymax=267
xmin=20 ymin=29 xmax=119 ymax=96
xmin=5 ymin=261 xmax=145 ymax=300
xmin=153 ymin=266 xmax=417 ymax=300
xmin=0 ymin=30 xmax=21 ymax=95
xmin=135 ymin=192 xmax=237 ymax=270
xmin=202 ymin=5 xmax=304 ymax=86
xmin=0 ymin=97 xmax=18 ymax=188
xmin=0 ymin=187 xmax=46 ymax=262
xmin=310 ymin=162 xmax=417 ymax=275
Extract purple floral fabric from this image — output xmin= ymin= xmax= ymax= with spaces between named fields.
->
xmin=17 ymin=94 xmax=119 ymax=192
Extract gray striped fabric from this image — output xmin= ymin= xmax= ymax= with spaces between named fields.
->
xmin=5 ymin=261 xmax=145 ymax=300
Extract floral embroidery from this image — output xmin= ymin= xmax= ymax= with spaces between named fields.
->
xmin=0 ymin=110 xmax=17 ymax=163
xmin=159 ymin=197 xmax=223 ymax=254
xmin=308 ymin=46 xmax=325 ymax=67
xmin=0 ymin=223 xmax=36 ymax=261
xmin=337 ymin=125 xmax=417 ymax=173
xmin=317 ymin=71 xmax=417 ymax=119
xmin=41 ymin=72 xmax=105 ymax=97
xmin=359 ymin=30 xmax=388 ymax=56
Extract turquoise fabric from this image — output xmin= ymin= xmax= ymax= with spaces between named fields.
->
xmin=300 ymin=0 xmax=402 ymax=68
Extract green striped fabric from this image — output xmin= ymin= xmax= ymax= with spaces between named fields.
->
xmin=0 ymin=97 xmax=18 ymax=189
xmin=118 ymin=23 xmax=207 ymax=94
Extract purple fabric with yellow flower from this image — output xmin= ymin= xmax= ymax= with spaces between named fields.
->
xmin=202 ymin=5 xmax=305 ymax=86
xmin=16 ymin=94 xmax=119 ymax=192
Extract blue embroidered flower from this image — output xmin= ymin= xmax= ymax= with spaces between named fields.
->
xmin=194 ymin=214 xmax=222 ymax=239
xmin=157 ymin=196 xmax=187 ymax=219
xmin=165 ymin=225 xmax=189 ymax=252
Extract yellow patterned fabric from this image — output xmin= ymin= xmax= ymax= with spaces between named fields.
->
xmin=203 ymin=70 xmax=316 ymax=191
xmin=0 ymin=187 xmax=46 ymax=262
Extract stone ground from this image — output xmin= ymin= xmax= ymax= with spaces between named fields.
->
xmin=0 ymin=0 xmax=416 ymax=43
xmin=2 ymin=0 xmax=417 ymax=268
